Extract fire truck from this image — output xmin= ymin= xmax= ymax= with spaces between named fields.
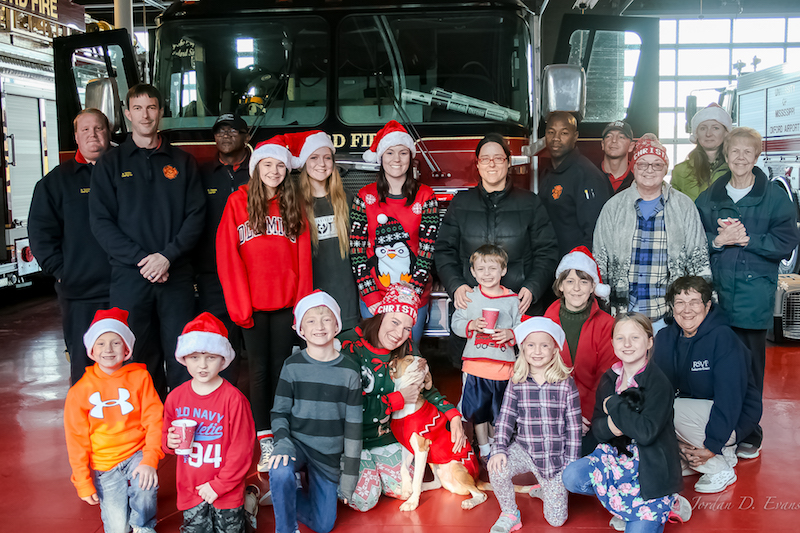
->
xmin=0 ymin=0 xmax=84 ymax=288
xmin=51 ymin=0 xmax=658 ymax=334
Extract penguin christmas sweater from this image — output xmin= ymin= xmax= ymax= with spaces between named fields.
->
xmin=350 ymin=182 xmax=438 ymax=307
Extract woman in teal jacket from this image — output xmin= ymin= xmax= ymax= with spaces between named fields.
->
xmin=695 ymin=126 xmax=800 ymax=457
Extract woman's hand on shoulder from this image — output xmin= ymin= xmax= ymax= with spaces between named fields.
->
xmin=454 ymin=285 xmax=474 ymax=309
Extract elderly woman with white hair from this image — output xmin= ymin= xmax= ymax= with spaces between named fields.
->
xmin=695 ymin=126 xmax=800 ymax=459
xmin=593 ymin=134 xmax=711 ymax=333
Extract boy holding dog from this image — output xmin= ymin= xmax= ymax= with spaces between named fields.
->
xmin=451 ymin=244 xmax=522 ymax=459
xmin=266 ymin=291 xmax=363 ymax=533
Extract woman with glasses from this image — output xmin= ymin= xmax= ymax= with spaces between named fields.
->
xmin=593 ymin=134 xmax=711 ymax=333
xmin=695 ymin=127 xmax=800 ymax=460
xmin=350 ymin=121 xmax=439 ymax=346
xmin=435 ymin=133 xmax=559 ymax=368
xmin=653 ymin=276 xmax=761 ymax=494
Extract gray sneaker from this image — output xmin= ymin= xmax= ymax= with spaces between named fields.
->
xmin=694 ymin=468 xmax=736 ymax=493
xmin=736 ymin=442 xmax=761 ymax=459
xmin=609 ymin=516 xmax=625 ymax=531
xmin=257 ymin=437 xmax=274 ymax=472
xmin=490 ymin=511 xmax=522 ymax=533
xmin=671 ymin=494 xmax=692 ymax=523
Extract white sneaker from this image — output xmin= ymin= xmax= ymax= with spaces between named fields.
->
xmin=259 ymin=489 xmax=273 ymax=506
xmin=670 ymin=494 xmax=692 ymax=523
xmin=609 ymin=516 xmax=625 ymax=531
xmin=490 ymin=511 xmax=522 ymax=533
xmin=694 ymin=468 xmax=736 ymax=493
xmin=257 ymin=437 xmax=274 ymax=472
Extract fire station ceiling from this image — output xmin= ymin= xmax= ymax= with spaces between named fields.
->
xmin=74 ymin=0 xmax=800 ymax=31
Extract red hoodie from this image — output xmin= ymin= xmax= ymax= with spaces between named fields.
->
xmin=216 ymin=184 xmax=312 ymax=328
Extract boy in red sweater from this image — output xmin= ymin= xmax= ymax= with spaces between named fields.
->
xmin=164 ymin=313 xmax=256 ymax=533
xmin=64 ymin=308 xmax=164 ymax=533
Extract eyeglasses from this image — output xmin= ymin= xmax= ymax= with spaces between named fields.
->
xmin=214 ymin=128 xmax=243 ymax=138
xmin=635 ymin=161 xmax=666 ymax=172
xmin=672 ymin=299 xmax=705 ymax=312
xmin=478 ymin=155 xmax=508 ymax=165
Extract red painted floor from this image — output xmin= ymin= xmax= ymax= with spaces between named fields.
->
xmin=2 ymin=288 xmax=800 ymax=532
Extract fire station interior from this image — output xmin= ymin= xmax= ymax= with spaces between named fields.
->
xmin=4 ymin=1 xmax=800 ymax=532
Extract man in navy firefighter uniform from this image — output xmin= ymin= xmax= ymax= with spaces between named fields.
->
xmin=193 ymin=113 xmax=251 ymax=385
xmin=89 ymin=83 xmax=206 ymax=397
xmin=29 ymin=108 xmax=113 ymax=385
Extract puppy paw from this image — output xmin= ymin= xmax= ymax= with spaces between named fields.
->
xmin=400 ymin=497 xmax=420 ymax=512
xmin=461 ymin=493 xmax=488 ymax=509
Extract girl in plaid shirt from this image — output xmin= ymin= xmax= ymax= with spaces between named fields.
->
xmin=488 ymin=317 xmax=582 ymax=531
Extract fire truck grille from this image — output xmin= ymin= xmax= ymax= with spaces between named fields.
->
xmin=782 ymin=291 xmax=800 ymax=340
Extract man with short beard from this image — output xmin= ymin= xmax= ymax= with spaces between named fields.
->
xmin=29 ymin=108 xmax=113 ymax=385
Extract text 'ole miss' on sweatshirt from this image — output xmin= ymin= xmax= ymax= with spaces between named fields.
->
xmin=216 ymin=184 xmax=313 ymax=328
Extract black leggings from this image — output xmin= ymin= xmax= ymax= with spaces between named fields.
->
xmin=241 ymin=308 xmax=296 ymax=432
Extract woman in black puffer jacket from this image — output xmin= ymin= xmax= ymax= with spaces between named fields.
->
xmin=435 ymin=134 xmax=559 ymax=368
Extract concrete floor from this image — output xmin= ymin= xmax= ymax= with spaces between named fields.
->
xmin=2 ymin=284 xmax=799 ymax=532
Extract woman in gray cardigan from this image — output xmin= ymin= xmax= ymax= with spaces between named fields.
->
xmin=593 ymin=134 xmax=711 ymax=332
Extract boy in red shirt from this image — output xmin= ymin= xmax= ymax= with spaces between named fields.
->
xmin=164 ymin=313 xmax=256 ymax=533
xmin=64 ymin=308 xmax=164 ymax=533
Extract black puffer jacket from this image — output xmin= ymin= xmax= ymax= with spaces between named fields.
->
xmin=434 ymin=183 xmax=558 ymax=309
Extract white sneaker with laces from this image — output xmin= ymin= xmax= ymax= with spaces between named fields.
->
xmin=694 ymin=467 xmax=736 ymax=493
xmin=257 ymin=436 xmax=274 ymax=472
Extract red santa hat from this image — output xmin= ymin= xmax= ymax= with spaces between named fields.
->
xmin=249 ymin=134 xmax=293 ymax=177
xmin=690 ymin=103 xmax=733 ymax=144
xmin=83 ymin=307 xmax=136 ymax=356
xmin=362 ymin=120 xmax=416 ymax=164
xmin=375 ymin=283 xmax=420 ymax=323
xmin=293 ymin=290 xmax=343 ymax=339
xmin=632 ymin=133 xmax=669 ymax=168
xmin=286 ymin=130 xmax=335 ymax=169
xmin=513 ymin=316 xmax=565 ymax=351
xmin=175 ymin=312 xmax=235 ymax=370
xmin=555 ymin=246 xmax=611 ymax=300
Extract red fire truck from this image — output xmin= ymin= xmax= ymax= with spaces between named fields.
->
xmin=51 ymin=0 xmax=658 ymax=334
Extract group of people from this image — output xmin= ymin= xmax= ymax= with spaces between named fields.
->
xmin=29 ymin=79 xmax=800 ymax=533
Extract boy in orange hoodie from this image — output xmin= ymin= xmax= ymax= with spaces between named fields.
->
xmin=64 ymin=308 xmax=164 ymax=533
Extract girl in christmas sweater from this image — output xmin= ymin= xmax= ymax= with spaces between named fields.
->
xmin=350 ymin=121 xmax=439 ymax=344
xmin=340 ymin=283 xmax=466 ymax=512
xmin=216 ymin=135 xmax=312 ymax=472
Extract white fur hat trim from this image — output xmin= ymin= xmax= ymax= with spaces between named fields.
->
xmin=514 ymin=317 xmax=566 ymax=351
xmin=555 ymin=248 xmax=611 ymax=299
xmin=84 ymin=318 xmax=136 ymax=356
xmin=292 ymin=131 xmax=335 ymax=169
xmin=362 ymin=130 xmax=416 ymax=164
xmin=249 ymin=143 xmax=292 ymax=176
xmin=690 ymin=103 xmax=733 ymax=144
xmin=293 ymin=291 xmax=342 ymax=340
xmin=175 ymin=331 xmax=235 ymax=370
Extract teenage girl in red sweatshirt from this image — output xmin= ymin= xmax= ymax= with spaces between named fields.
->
xmin=216 ymin=134 xmax=312 ymax=471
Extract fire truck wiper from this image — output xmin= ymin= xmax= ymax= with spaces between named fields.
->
xmin=402 ymin=88 xmax=522 ymax=124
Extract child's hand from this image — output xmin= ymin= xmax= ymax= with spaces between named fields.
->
xmin=491 ymin=329 xmax=514 ymax=344
xmin=581 ymin=416 xmax=591 ymax=436
xmin=80 ymin=493 xmax=99 ymax=505
xmin=166 ymin=426 xmax=181 ymax=449
xmin=449 ymin=416 xmax=467 ymax=453
xmin=267 ymin=454 xmax=293 ymax=470
xmin=196 ymin=482 xmax=218 ymax=504
xmin=470 ymin=318 xmax=487 ymax=332
xmin=487 ymin=453 xmax=507 ymax=474
xmin=132 ymin=464 xmax=158 ymax=491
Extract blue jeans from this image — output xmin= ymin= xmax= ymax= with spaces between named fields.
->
xmin=269 ymin=445 xmax=339 ymax=533
xmin=562 ymin=458 xmax=664 ymax=533
xmin=359 ymin=299 xmax=429 ymax=350
xmin=92 ymin=450 xmax=158 ymax=533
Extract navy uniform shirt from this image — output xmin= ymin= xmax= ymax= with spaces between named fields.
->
xmin=89 ymin=135 xmax=206 ymax=270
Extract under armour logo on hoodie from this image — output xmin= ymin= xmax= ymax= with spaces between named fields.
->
xmin=89 ymin=388 xmax=134 ymax=419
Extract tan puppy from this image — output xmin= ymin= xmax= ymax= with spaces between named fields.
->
xmin=390 ymin=355 xmax=487 ymax=511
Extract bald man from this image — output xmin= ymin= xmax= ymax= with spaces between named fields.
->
xmin=539 ymin=111 xmax=612 ymax=257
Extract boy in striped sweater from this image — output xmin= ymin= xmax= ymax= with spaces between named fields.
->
xmin=267 ymin=291 xmax=363 ymax=533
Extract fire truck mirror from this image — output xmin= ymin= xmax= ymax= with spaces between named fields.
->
xmin=86 ymin=78 xmax=124 ymax=133
xmin=685 ymin=95 xmax=697 ymax=134
xmin=541 ymin=64 xmax=586 ymax=121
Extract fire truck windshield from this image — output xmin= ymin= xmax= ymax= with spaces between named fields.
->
xmin=154 ymin=10 xmax=530 ymax=132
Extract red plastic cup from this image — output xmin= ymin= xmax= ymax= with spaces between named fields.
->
xmin=482 ymin=308 xmax=500 ymax=332
xmin=172 ymin=419 xmax=198 ymax=455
